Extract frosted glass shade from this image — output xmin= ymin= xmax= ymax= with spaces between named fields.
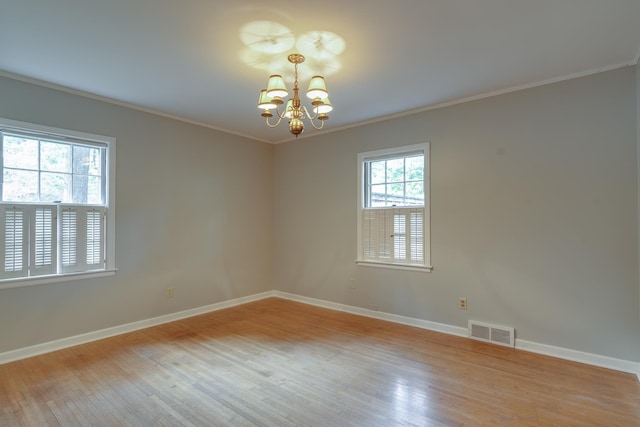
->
xmin=266 ymin=75 xmax=288 ymax=98
xmin=306 ymin=76 xmax=328 ymax=99
xmin=257 ymin=90 xmax=277 ymax=110
xmin=313 ymin=97 xmax=333 ymax=114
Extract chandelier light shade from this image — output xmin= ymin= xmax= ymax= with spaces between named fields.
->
xmin=313 ymin=97 xmax=333 ymax=114
xmin=257 ymin=53 xmax=332 ymax=137
xmin=306 ymin=76 xmax=328 ymax=99
xmin=266 ymin=75 xmax=288 ymax=98
xmin=257 ymin=90 xmax=277 ymax=110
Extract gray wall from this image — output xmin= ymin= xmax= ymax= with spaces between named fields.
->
xmin=1 ymin=66 xmax=639 ymax=364
xmin=273 ymin=66 xmax=640 ymax=361
xmin=0 ymin=75 xmax=274 ymax=353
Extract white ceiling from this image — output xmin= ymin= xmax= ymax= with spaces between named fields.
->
xmin=1 ymin=1 xmax=639 ymax=144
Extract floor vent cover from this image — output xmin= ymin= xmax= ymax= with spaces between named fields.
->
xmin=468 ymin=320 xmax=515 ymax=348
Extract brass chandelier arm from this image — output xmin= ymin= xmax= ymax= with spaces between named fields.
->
xmin=261 ymin=103 xmax=288 ymax=127
xmin=302 ymin=106 xmax=327 ymax=130
xmin=263 ymin=104 xmax=327 ymax=130
xmin=264 ymin=115 xmax=283 ymax=128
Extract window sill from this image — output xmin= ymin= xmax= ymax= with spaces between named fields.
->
xmin=356 ymin=260 xmax=433 ymax=273
xmin=0 ymin=269 xmax=117 ymax=290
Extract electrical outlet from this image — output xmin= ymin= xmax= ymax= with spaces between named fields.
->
xmin=349 ymin=278 xmax=356 ymax=289
xmin=459 ymin=297 xmax=467 ymax=310
xmin=166 ymin=288 xmax=174 ymax=298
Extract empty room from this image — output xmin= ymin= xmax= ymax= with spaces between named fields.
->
xmin=1 ymin=1 xmax=639 ymax=426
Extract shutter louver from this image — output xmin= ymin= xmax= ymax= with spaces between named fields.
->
xmin=31 ymin=206 xmax=56 ymax=276
xmin=410 ymin=210 xmax=424 ymax=263
xmin=362 ymin=209 xmax=377 ymax=259
xmin=61 ymin=209 xmax=78 ymax=271
xmin=5 ymin=209 xmax=24 ymax=272
xmin=393 ymin=213 xmax=406 ymax=260
xmin=381 ymin=210 xmax=392 ymax=259
xmin=86 ymin=209 xmax=103 ymax=267
xmin=2 ymin=207 xmax=27 ymax=278
xmin=34 ymin=209 xmax=52 ymax=267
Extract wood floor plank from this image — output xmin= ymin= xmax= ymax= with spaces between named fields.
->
xmin=0 ymin=297 xmax=638 ymax=426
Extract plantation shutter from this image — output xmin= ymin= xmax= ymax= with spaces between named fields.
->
xmin=1 ymin=206 xmax=28 ymax=279
xmin=86 ymin=208 xmax=104 ymax=269
xmin=393 ymin=213 xmax=407 ymax=260
xmin=362 ymin=209 xmax=392 ymax=260
xmin=30 ymin=206 xmax=56 ymax=276
xmin=61 ymin=208 xmax=78 ymax=273
xmin=362 ymin=207 xmax=424 ymax=266
xmin=61 ymin=206 xmax=105 ymax=273
xmin=362 ymin=209 xmax=377 ymax=259
xmin=409 ymin=210 xmax=424 ymax=262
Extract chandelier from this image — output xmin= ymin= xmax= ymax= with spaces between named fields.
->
xmin=257 ymin=53 xmax=332 ymax=137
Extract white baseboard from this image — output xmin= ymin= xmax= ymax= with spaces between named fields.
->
xmin=1 ymin=289 xmax=638 ymax=383
xmin=0 ymin=291 xmax=273 ymax=365
xmin=516 ymin=340 xmax=640 ymax=380
xmin=272 ymin=291 xmax=468 ymax=337
xmin=274 ymin=291 xmax=639 ymax=380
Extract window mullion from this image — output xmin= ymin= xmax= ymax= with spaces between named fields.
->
xmin=403 ymin=157 xmax=407 ymax=203
xmin=37 ymin=140 xmax=42 ymax=201
xmin=102 ymin=147 xmax=108 ymax=205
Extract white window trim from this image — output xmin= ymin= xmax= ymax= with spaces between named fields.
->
xmin=356 ymin=143 xmax=432 ymax=272
xmin=0 ymin=269 xmax=117 ymax=290
xmin=0 ymin=117 xmax=116 ymax=288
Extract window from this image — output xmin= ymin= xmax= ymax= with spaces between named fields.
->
xmin=357 ymin=143 xmax=431 ymax=271
xmin=0 ymin=118 xmax=116 ymax=287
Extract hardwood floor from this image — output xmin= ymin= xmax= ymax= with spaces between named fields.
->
xmin=0 ymin=298 xmax=638 ymax=426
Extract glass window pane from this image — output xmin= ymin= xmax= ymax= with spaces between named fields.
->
xmin=3 ymin=169 xmax=39 ymax=202
xmin=406 ymin=182 xmax=424 ymax=204
xmin=369 ymin=161 xmax=385 ymax=184
xmin=370 ymin=184 xmax=386 ymax=207
xmin=73 ymin=145 xmax=102 ymax=176
xmin=41 ymin=172 xmax=71 ymax=202
xmin=73 ymin=175 xmax=103 ymax=204
xmin=387 ymin=183 xmax=405 ymax=205
xmin=386 ymin=158 xmax=404 ymax=183
xmin=41 ymin=141 xmax=71 ymax=173
xmin=3 ymin=136 xmax=39 ymax=170
xmin=406 ymin=155 xmax=424 ymax=181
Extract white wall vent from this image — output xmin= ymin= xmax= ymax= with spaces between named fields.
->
xmin=468 ymin=320 xmax=515 ymax=348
